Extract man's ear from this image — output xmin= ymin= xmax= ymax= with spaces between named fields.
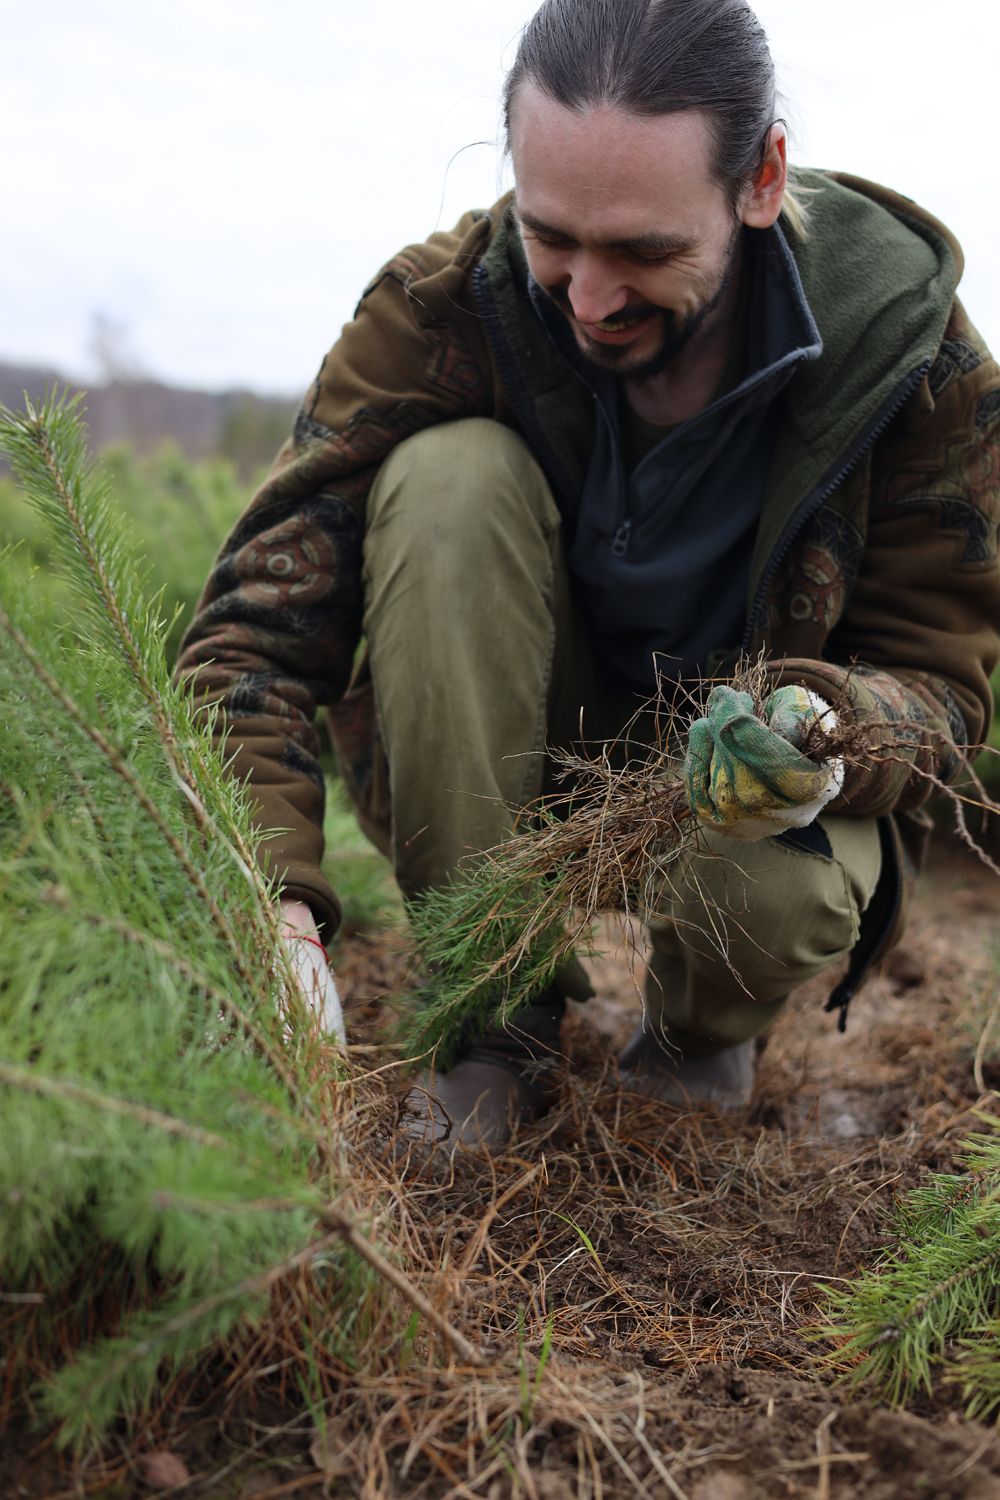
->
xmin=741 ymin=125 xmax=788 ymax=230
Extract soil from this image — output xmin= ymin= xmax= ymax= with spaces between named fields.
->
xmin=5 ymin=834 xmax=1000 ymax=1500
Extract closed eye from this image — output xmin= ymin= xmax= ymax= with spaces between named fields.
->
xmin=523 ymin=227 xmax=574 ymax=250
xmin=527 ymin=232 xmax=672 ymax=263
xmin=518 ymin=214 xmax=693 ymax=262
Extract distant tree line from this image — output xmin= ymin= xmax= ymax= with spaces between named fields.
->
xmin=0 ymin=361 xmax=296 ymax=479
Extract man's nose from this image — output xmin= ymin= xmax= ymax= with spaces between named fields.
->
xmin=565 ymin=254 xmax=628 ymax=325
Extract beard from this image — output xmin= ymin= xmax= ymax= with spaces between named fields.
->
xmin=545 ymin=222 xmax=743 ymax=383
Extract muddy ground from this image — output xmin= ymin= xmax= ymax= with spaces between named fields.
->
xmin=6 ymin=834 xmax=1000 ymax=1499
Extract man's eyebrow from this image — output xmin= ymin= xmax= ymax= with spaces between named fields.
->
xmin=517 ymin=209 xmax=695 ymax=256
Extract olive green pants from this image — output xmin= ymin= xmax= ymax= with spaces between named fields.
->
xmin=359 ymin=417 xmax=882 ymax=1053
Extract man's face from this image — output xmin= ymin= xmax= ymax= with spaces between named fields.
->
xmin=510 ymin=84 xmax=746 ymax=380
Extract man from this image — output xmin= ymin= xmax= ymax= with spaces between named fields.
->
xmin=177 ymin=0 xmax=1000 ymax=1147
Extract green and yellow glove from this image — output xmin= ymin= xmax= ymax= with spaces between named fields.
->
xmin=684 ymin=684 xmax=844 ymax=841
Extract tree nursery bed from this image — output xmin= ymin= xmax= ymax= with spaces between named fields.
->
xmin=7 ymin=837 xmax=1000 ymax=1500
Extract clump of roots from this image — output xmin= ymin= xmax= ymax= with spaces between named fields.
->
xmin=402 ymin=657 xmax=881 ymax=1065
xmin=402 ymin=653 xmax=1000 ymax=1066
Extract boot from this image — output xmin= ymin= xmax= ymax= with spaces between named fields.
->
xmin=618 ymin=1025 xmax=755 ymax=1111
xmin=398 ymin=992 xmax=565 ymax=1151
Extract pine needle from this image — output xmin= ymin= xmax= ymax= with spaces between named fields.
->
xmin=817 ymin=1113 xmax=1000 ymax=1410
xmin=0 ymin=394 xmax=476 ymax=1446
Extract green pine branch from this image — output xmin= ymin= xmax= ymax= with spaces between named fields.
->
xmin=403 ymin=870 xmax=571 ymax=1067
xmin=1 ymin=394 xmax=283 ymax=963
xmin=818 ymin=1113 xmax=1000 ymax=1412
xmin=400 ymin=732 xmax=693 ymax=1067
xmin=0 ymin=394 xmax=479 ymax=1447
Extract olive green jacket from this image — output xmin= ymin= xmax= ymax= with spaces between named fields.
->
xmin=176 ymin=172 xmax=1000 ymax=970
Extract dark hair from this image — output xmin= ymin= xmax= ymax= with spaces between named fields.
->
xmin=503 ymin=0 xmax=777 ymax=205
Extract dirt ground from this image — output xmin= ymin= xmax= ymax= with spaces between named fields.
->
xmin=6 ymin=832 xmax=1000 ymax=1500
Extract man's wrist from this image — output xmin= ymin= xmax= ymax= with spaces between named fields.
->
xmin=279 ymin=897 xmax=319 ymax=937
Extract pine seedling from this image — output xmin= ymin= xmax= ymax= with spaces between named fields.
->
xmin=0 ymin=394 xmax=359 ymax=1444
xmin=818 ymin=1116 xmax=1000 ymax=1410
xmin=404 ymin=867 xmax=571 ymax=1067
xmin=399 ymin=682 xmax=704 ymax=1066
xmin=400 ymin=658 xmax=859 ymax=1065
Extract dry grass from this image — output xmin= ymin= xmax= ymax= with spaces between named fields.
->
xmin=8 ymin=669 xmax=1000 ymax=1498
xmin=17 ymin=940 xmax=996 ymax=1500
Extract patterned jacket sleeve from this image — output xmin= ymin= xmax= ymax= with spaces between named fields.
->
xmin=173 ymin=218 xmax=494 ymax=934
xmin=766 ymin=315 xmax=1000 ymax=817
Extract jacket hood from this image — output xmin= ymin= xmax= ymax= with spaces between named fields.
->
xmin=780 ymin=169 xmax=962 ymax=451
xmin=745 ymin=171 xmax=963 ymax=598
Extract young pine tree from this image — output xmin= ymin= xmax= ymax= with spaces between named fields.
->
xmin=0 ymin=395 xmax=367 ymax=1444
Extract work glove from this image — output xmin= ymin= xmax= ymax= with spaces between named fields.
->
xmin=279 ymin=898 xmax=346 ymax=1042
xmin=684 ymin=684 xmax=844 ymax=842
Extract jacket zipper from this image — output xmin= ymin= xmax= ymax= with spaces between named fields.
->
xmin=474 ymin=264 xmax=630 ymax=556
xmin=586 ymin=383 xmax=633 ymax=557
xmin=472 ymin=264 xmax=576 ymax=508
xmin=739 ymin=357 xmax=930 ymax=1031
xmin=611 ymin=519 xmax=633 ymax=557
xmin=741 ymin=358 xmax=932 ymax=646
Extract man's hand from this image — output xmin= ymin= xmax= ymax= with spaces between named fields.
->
xmin=684 ymin=684 xmax=844 ymax=841
xmin=278 ymin=898 xmax=346 ymax=1042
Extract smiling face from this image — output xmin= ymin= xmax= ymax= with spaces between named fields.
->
xmin=510 ymin=83 xmax=772 ymax=381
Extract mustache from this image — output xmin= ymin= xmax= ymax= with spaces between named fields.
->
xmin=544 ymin=286 xmax=660 ymax=325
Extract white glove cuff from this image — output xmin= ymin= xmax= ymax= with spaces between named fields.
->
xmin=282 ymin=936 xmax=346 ymax=1043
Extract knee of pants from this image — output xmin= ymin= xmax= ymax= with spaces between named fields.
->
xmin=663 ymin=826 xmax=874 ymax=991
xmin=365 ymin=417 xmax=559 ymax=584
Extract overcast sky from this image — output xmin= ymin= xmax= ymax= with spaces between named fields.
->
xmin=3 ymin=0 xmax=997 ymax=394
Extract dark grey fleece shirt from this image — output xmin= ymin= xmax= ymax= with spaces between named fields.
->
xmin=530 ymin=224 xmax=823 ymax=690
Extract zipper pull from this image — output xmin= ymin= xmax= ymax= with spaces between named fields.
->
xmin=611 ymin=519 xmax=632 ymax=558
xmin=824 ymin=978 xmax=856 ymax=1034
